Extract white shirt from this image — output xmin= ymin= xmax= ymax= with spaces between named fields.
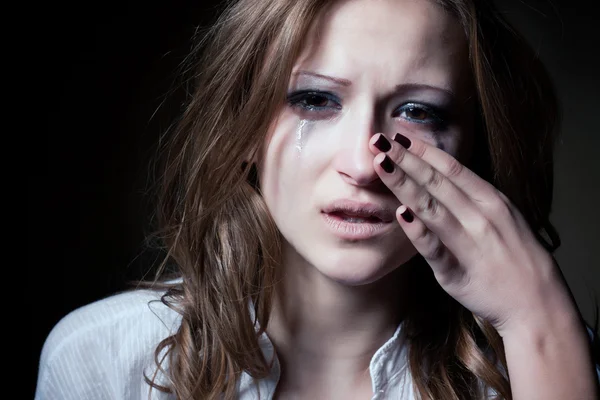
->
xmin=35 ymin=289 xmax=415 ymax=400
xmin=35 ymin=288 xmax=600 ymax=399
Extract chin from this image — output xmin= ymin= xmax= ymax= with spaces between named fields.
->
xmin=281 ymin=225 xmax=417 ymax=286
xmin=313 ymin=247 xmax=412 ymax=287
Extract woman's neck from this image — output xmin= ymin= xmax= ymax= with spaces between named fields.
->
xmin=266 ymin=247 xmax=409 ymax=398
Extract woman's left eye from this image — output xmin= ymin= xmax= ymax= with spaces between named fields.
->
xmin=393 ymin=103 xmax=445 ymax=126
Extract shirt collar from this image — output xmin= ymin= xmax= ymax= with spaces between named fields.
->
xmin=249 ymin=323 xmax=408 ymax=397
xmin=369 ymin=323 xmax=409 ymax=394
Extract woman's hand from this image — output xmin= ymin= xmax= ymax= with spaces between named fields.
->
xmin=369 ymin=132 xmax=574 ymax=335
xmin=369 ymin=132 xmax=599 ymax=399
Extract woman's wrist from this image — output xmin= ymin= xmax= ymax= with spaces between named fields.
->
xmin=500 ymin=293 xmax=597 ymax=400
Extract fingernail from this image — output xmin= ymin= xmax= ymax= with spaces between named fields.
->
xmin=373 ymin=134 xmax=391 ymax=152
xmin=394 ymin=133 xmax=411 ymax=149
xmin=399 ymin=206 xmax=414 ymax=223
xmin=379 ymin=155 xmax=394 ymax=173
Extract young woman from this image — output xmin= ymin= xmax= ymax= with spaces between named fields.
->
xmin=36 ymin=0 xmax=599 ymax=399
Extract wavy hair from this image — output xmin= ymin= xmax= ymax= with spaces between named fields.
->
xmin=146 ymin=0 xmax=561 ymax=398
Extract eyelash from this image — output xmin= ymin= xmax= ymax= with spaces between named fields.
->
xmin=392 ymin=103 xmax=446 ymax=127
xmin=287 ymin=90 xmax=341 ymax=114
xmin=287 ymin=90 xmax=447 ymax=127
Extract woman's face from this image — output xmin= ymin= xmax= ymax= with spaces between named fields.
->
xmin=258 ymin=0 xmax=474 ymax=285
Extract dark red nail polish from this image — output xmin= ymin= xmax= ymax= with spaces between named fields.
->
xmin=394 ymin=133 xmax=411 ymax=149
xmin=400 ymin=208 xmax=414 ymax=223
xmin=380 ymin=155 xmax=394 ymax=173
xmin=373 ymin=134 xmax=391 ymax=152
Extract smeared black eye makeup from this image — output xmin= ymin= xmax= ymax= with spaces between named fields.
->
xmin=392 ymin=102 xmax=448 ymax=129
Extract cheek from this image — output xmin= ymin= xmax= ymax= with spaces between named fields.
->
xmin=398 ymin=122 xmax=474 ymax=165
xmin=437 ymin=132 xmax=463 ymax=157
xmin=394 ymin=124 xmax=465 ymax=158
xmin=445 ymin=114 xmax=476 ymax=165
xmin=259 ymin=114 xmax=329 ymax=216
xmin=447 ymin=102 xmax=476 ymax=164
xmin=261 ymin=109 xmax=343 ymax=175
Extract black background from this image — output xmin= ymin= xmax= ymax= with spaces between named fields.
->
xmin=30 ymin=1 xmax=599 ymax=397
xmin=30 ymin=1 xmax=222 ymax=396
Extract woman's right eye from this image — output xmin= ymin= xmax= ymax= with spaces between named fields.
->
xmin=287 ymin=91 xmax=342 ymax=113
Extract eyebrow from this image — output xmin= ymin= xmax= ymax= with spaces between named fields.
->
xmin=293 ymin=71 xmax=456 ymax=98
xmin=395 ymin=83 xmax=456 ymax=99
xmin=293 ymin=70 xmax=352 ymax=86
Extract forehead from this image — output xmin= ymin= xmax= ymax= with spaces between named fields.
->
xmin=293 ymin=0 xmax=468 ymax=92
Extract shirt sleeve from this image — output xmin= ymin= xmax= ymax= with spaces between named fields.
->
xmin=35 ymin=310 xmax=120 ymax=400
xmin=34 ymin=289 xmax=182 ymax=400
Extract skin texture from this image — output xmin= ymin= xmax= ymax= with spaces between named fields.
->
xmin=257 ymin=0 xmax=597 ymax=398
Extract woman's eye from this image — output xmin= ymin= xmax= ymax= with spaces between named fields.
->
xmin=394 ymin=103 xmax=445 ymax=126
xmin=287 ymin=91 xmax=341 ymax=112
xmin=403 ymin=107 xmax=428 ymax=121
xmin=303 ymin=94 xmax=330 ymax=108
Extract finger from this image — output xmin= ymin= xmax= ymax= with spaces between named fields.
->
xmin=390 ymin=132 xmax=499 ymax=205
xmin=373 ymin=151 xmax=475 ymax=261
xmin=396 ymin=205 xmax=462 ymax=283
xmin=370 ymin=133 xmax=485 ymax=232
xmin=390 ymin=133 xmax=522 ymax=226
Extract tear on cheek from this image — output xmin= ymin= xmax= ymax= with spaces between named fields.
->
xmin=294 ymin=119 xmax=315 ymax=156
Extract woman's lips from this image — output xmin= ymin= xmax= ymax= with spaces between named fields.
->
xmin=321 ymin=211 xmax=394 ymax=241
xmin=321 ymin=200 xmax=396 ymax=223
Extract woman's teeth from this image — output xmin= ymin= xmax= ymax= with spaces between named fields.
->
xmin=343 ymin=216 xmax=369 ymax=223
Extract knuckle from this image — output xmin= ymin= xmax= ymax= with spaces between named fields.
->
xmin=425 ymin=168 xmax=444 ymax=191
xmin=414 ymin=224 xmax=430 ymax=242
xmin=395 ymin=169 xmax=409 ymax=187
xmin=432 ymin=251 xmax=465 ymax=285
xmin=496 ymin=189 xmax=512 ymax=205
xmin=426 ymin=241 xmax=446 ymax=261
xmin=442 ymin=267 xmax=470 ymax=292
xmin=445 ymin=157 xmax=464 ymax=178
xmin=487 ymin=195 xmax=511 ymax=217
xmin=471 ymin=217 xmax=494 ymax=237
xmin=433 ymin=263 xmax=463 ymax=288
xmin=395 ymin=148 xmax=408 ymax=165
xmin=413 ymin=143 xmax=427 ymax=159
xmin=416 ymin=194 xmax=441 ymax=218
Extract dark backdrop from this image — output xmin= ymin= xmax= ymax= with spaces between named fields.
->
xmin=30 ymin=1 xmax=599 ymax=397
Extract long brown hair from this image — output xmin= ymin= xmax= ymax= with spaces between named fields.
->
xmin=147 ymin=0 xmax=561 ymax=398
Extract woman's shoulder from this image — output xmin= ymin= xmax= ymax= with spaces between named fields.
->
xmin=35 ymin=288 xmax=181 ymax=400
xmin=41 ymin=288 xmax=182 ymax=359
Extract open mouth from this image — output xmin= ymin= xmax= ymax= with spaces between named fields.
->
xmin=326 ymin=211 xmax=382 ymax=223
xmin=321 ymin=200 xmax=395 ymax=240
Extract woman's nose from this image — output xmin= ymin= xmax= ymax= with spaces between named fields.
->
xmin=331 ymin=110 xmax=382 ymax=187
